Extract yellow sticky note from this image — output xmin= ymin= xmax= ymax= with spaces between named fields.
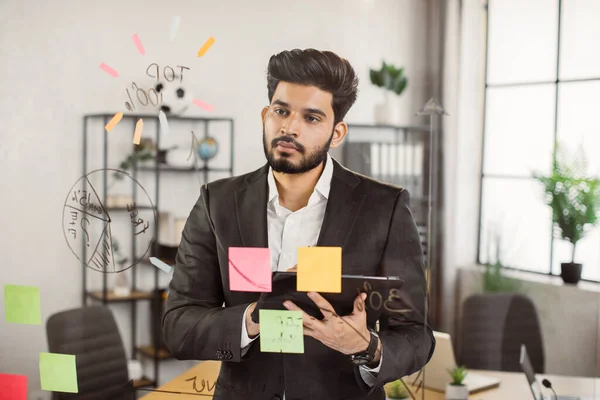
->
xmin=133 ymin=118 xmax=143 ymax=145
xmin=197 ymin=36 xmax=215 ymax=57
xmin=104 ymin=112 xmax=123 ymax=132
xmin=297 ymin=247 xmax=342 ymax=293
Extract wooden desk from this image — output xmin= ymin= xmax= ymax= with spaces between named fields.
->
xmin=141 ymin=362 xmax=600 ymax=399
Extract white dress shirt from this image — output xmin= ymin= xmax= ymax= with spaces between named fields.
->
xmin=239 ymin=153 xmax=382 ymax=395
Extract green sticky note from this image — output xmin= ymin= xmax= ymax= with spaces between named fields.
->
xmin=4 ymin=284 xmax=41 ymax=325
xmin=259 ymin=310 xmax=304 ymax=354
xmin=39 ymin=353 xmax=78 ymax=393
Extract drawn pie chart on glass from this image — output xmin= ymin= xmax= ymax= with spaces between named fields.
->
xmin=62 ymin=169 xmax=156 ymax=273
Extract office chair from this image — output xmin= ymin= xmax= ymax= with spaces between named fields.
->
xmin=460 ymin=293 xmax=545 ymax=373
xmin=46 ymin=305 xmax=133 ymax=400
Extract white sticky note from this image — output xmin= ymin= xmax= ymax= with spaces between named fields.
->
xmin=149 ymin=257 xmax=173 ymax=273
xmin=158 ymin=110 xmax=169 ymax=135
xmin=170 ymin=16 xmax=181 ymax=41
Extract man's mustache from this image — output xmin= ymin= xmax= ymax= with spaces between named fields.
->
xmin=272 ymin=137 xmax=304 ymax=152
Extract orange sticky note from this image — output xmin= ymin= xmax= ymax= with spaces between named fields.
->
xmin=297 ymin=247 xmax=342 ymax=293
xmin=133 ymin=118 xmax=143 ymax=144
xmin=197 ymin=36 xmax=215 ymax=57
xmin=105 ymin=112 xmax=123 ymax=132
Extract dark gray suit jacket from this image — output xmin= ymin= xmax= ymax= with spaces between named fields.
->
xmin=162 ymin=158 xmax=435 ymax=400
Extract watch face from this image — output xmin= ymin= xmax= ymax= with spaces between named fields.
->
xmin=350 ymin=354 xmax=373 ymax=366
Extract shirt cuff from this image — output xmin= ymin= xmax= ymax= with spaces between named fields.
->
xmin=358 ymin=341 xmax=383 ymax=387
xmin=360 ymin=349 xmax=383 ymax=373
xmin=241 ymin=304 xmax=260 ymax=349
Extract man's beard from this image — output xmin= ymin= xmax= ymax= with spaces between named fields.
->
xmin=262 ymin=127 xmax=334 ymax=174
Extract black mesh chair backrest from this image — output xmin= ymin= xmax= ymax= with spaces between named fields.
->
xmin=460 ymin=293 xmax=545 ymax=373
xmin=46 ymin=305 xmax=132 ymax=400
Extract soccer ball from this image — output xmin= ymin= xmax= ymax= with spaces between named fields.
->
xmin=155 ymin=76 xmax=191 ymax=116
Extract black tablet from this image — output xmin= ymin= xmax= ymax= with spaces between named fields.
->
xmin=250 ymin=272 xmax=406 ymax=325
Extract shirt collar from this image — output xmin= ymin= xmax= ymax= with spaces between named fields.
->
xmin=267 ymin=152 xmax=333 ymax=205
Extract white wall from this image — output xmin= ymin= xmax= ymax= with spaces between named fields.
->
xmin=0 ymin=0 xmax=434 ymax=397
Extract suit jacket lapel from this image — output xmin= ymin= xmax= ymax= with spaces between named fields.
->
xmin=234 ymin=158 xmax=365 ymax=251
xmin=234 ymin=163 xmax=269 ymax=248
xmin=317 ymin=158 xmax=366 ymax=248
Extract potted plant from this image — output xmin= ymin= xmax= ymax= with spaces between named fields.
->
xmin=384 ymin=379 xmax=409 ymax=400
xmin=482 ymin=227 xmax=521 ymax=293
xmin=445 ymin=365 xmax=468 ymax=400
xmin=534 ymin=143 xmax=600 ymax=284
xmin=369 ymin=61 xmax=408 ymax=125
xmin=111 ymin=238 xmax=130 ymax=296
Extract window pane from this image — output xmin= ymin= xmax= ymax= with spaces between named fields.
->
xmin=487 ymin=0 xmax=559 ymax=85
xmin=560 ymin=0 xmax=600 ymax=80
xmin=479 ymin=178 xmax=552 ymax=273
xmin=552 ymin=227 xmax=600 ymax=280
xmin=483 ymin=85 xmax=556 ymax=177
xmin=557 ymin=81 xmax=600 ymax=176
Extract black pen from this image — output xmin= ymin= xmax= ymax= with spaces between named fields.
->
xmin=274 ymin=271 xmax=401 ymax=280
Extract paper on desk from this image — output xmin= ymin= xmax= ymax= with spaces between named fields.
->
xmin=259 ymin=310 xmax=304 ymax=354
xmin=0 ymin=373 xmax=27 ymax=400
xmin=4 ymin=284 xmax=41 ymax=325
xmin=297 ymin=246 xmax=342 ymax=293
xmin=228 ymin=247 xmax=271 ymax=292
xmin=39 ymin=353 xmax=78 ymax=393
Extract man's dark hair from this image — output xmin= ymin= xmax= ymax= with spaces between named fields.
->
xmin=266 ymin=48 xmax=359 ymax=126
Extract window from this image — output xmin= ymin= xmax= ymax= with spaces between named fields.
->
xmin=478 ymin=0 xmax=600 ymax=280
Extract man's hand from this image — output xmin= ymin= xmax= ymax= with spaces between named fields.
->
xmin=283 ymin=292 xmax=379 ymax=358
xmin=245 ymin=302 xmax=260 ymax=338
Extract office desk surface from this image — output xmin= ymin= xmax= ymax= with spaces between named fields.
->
xmin=141 ymin=361 xmax=600 ymax=399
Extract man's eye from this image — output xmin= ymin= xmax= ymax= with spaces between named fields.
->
xmin=275 ymin=109 xmax=287 ymax=115
xmin=306 ymin=116 xmax=319 ymax=123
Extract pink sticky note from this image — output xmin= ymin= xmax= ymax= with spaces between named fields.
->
xmin=192 ymin=98 xmax=215 ymax=112
xmin=228 ymin=247 xmax=271 ymax=292
xmin=132 ymin=34 xmax=145 ymax=55
xmin=99 ymin=62 xmax=118 ymax=77
xmin=0 ymin=373 xmax=27 ymax=400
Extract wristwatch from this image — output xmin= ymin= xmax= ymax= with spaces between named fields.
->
xmin=349 ymin=329 xmax=379 ymax=366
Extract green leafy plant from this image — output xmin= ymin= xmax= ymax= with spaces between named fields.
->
xmin=483 ymin=229 xmax=521 ymax=293
xmin=113 ymin=140 xmax=156 ymax=181
xmin=111 ymin=238 xmax=128 ymax=265
xmin=369 ymin=61 xmax=408 ymax=96
xmin=447 ymin=365 xmax=468 ymax=386
xmin=483 ymin=261 xmax=521 ymax=293
xmin=534 ymin=142 xmax=600 ymax=263
xmin=384 ymin=379 xmax=409 ymax=399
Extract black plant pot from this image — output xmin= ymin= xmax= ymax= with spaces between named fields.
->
xmin=561 ymin=263 xmax=582 ymax=284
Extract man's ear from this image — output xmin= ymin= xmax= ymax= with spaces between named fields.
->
xmin=261 ymin=106 xmax=269 ymax=124
xmin=330 ymin=121 xmax=348 ymax=149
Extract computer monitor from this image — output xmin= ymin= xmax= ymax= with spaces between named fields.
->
xmin=520 ymin=344 xmax=544 ymax=400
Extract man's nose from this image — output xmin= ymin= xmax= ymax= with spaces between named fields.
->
xmin=281 ymin=112 xmax=302 ymax=136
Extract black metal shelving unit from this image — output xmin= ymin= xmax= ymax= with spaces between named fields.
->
xmin=342 ymin=123 xmax=441 ymax=326
xmin=81 ymin=113 xmax=234 ymax=388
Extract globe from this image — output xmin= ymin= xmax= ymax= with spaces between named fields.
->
xmin=196 ymin=137 xmax=218 ymax=161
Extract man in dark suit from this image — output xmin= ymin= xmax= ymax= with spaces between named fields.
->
xmin=162 ymin=48 xmax=435 ymax=400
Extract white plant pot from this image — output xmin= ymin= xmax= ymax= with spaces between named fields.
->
xmin=374 ymin=101 xmax=393 ymax=125
xmin=374 ymin=91 xmax=397 ymax=125
xmin=445 ymin=383 xmax=469 ymax=400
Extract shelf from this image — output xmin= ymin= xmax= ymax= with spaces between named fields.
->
xmin=137 ymin=166 xmax=232 ymax=173
xmin=137 ymin=345 xmax=173 ymax=360
xmin=133 ymin=377 xmax=155 ymax=388
xmin=106 ymin=205 xmax=155 ymax=211
xmin=85 ymin=113 xmax=234 ymax=122
xmin=87 ymin=290 xmax=153 ymax=302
